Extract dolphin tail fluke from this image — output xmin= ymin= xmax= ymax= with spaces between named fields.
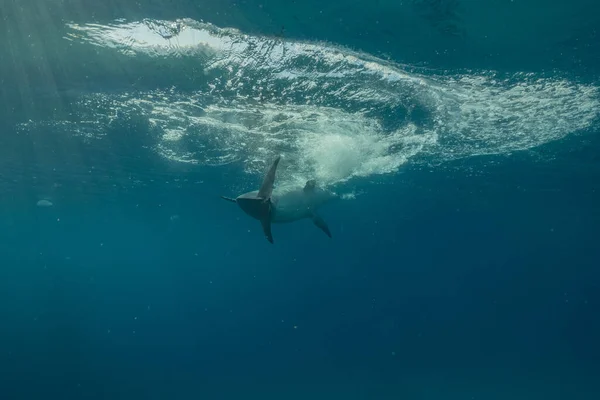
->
xmin=257 ymin=155 xmax=281 ymax=199
xmin=220 ymin=196 xmax=237 ymax=203
xmin=312 ymin=213 xmax=332 ymax=238
xmin=260 ymin=218 xmax=274 ymax=244
xmin=260 ymin=199 xmax=274 ymax=243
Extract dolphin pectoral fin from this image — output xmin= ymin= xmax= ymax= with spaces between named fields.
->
xmin=260 ymin=218 xmax=274 ymax=244
xmin=257 ymin=155 xmax=281 ymax=199
xmin=220 ymin=196 xmax=237 ymax=203
xmin=312 ymin=214 xmax=332 ymax=238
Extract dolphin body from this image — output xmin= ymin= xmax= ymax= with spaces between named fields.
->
xmin=221 ymin=156 xmax=336 ymax=243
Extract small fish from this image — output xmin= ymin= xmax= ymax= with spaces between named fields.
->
xmin=36 ymin=199 xmax=53 ymax=207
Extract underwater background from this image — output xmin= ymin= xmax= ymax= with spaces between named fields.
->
xmin=1 ymin=0 xmax=599 ymax=399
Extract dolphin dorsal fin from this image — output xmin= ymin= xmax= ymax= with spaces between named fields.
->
xmin=303 ymin=179 xmax=316 ymax=193
xmin=257 ymin=155 xmax=281 ymax=199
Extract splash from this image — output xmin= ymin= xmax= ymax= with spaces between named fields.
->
xmin=44 ymin=18 xmax=600 ymax=187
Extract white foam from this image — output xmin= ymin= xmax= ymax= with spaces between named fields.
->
xmin=40 ymin=19 xmax=600 ymax=188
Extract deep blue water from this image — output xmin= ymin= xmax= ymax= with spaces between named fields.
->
xmin=1 ymin=1 xmax=600 ymax=399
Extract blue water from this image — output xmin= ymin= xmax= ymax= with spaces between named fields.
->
xmin=1 ymin=1 xmax=600 ymax=399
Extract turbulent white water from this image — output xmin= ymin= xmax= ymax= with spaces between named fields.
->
xmin=23 ymin=18 xmax=599 ymax=188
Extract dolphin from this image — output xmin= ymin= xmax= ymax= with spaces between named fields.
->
xmin=221 ymin=156 xmax=336 ymax=244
